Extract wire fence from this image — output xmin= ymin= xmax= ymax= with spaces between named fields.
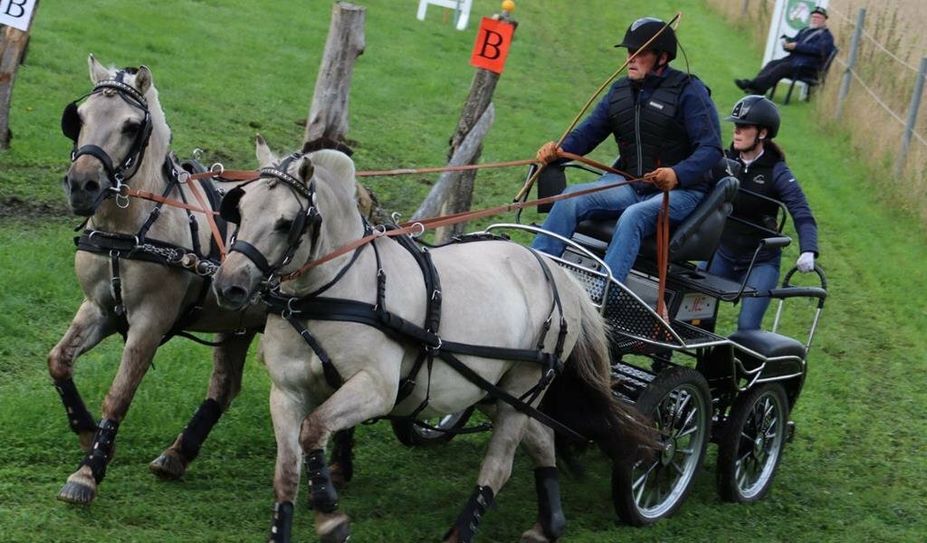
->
xmin=709 ymin=0 xmax=927 ymax=225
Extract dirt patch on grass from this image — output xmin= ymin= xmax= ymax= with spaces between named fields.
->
xmin=0 ymin=196 xmax=71 ymax=222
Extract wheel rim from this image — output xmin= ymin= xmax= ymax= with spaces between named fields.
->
xmin=733 ymin=391 xmax=786 ymax=499
xmin=631 ymin=383 xmax=709 ymax=519
xmin=412 ymin=411 xmax=468 ymax=440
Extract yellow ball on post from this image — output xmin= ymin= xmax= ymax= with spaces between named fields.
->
xmin=501 ymin=0 xmax=516 ymax=13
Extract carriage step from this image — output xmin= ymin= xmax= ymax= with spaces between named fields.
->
xmin=610 ymin=361 xmax=655 ymax=401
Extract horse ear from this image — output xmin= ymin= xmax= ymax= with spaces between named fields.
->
xmin=255 ymin=133 xmax=277 ymax=167
xmin=298 ymin=157 xmax=315 ymax=183
xmin=135 ymin=65 xmax=153 ymax=95
xmin=88 ymin=53 xmax=110 ymax=84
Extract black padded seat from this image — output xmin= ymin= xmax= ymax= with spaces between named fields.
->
xmin=728 ymin=329 xmax=806 ymax=360
xmin=575 ymin=175 xmax=740 ymax=263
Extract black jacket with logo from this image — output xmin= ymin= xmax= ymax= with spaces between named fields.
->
xmin=718 ymin=145 xmax=818 ymax=264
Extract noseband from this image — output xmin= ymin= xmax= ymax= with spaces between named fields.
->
xmin=61 ymin=69 xmax=154 ymax=209
xmin=224 ymin=154 xmax=323 ymax=280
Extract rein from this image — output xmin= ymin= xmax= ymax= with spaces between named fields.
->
xmin=268 ymin=149 xmax=671 ymax=320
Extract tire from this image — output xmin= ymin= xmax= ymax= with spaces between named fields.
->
xmin=390 ymin=407 xmax=475 ymax=447
xmin=611 ymin=367 xmax=711 ymax=526
xmin=716 ymin=383 xmax=790 ymax=503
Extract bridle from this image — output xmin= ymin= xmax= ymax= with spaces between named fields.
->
xmin=61 ymin=69 xmax=154 ymax=211
xmin=220 ymin=153 xmax=323 ymax=280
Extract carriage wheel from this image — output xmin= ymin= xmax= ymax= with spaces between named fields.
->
xmin=390 ymin=407 xmax=475 ymax=447
xmin=611 ymin=367 xmax=711 ymax=526
xmin=716 ymin=383 xmax=790 ymax=503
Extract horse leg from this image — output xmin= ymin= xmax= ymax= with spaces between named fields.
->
xmin=444 ymin=403 xmax=530 ymax=543
xmin=150 ymin=329 xmax=257 ymax=480
xmin=328 ymin=427 xmax=355 ymax=488
xmin=48 ymin=299 xmax=117 ymax=451
xmin=268 ymin=382 xmax=313 ymax=543
xmin=518 ymin=419 xmax=565 ymax=543
xmin=57 ymin=323 xmax=164 ymax=505
xmin=297 ymin=371 xmax=394 ymax=543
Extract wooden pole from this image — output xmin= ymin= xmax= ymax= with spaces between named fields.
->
xmin=303 ymin=2 xmax=366 ymax=148
xmin=0 ymin=22 xmax=32 ymax=149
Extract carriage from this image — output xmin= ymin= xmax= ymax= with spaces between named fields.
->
xmin=475 ymin=158 xmax=829 ymax=524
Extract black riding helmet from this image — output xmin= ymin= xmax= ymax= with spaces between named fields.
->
xmin=725 ymin=95 xmax=781 ymax=139
xmin=615 ymin=17 xmax=677 ymax=62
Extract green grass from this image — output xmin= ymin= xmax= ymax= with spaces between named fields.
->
xmin=1 ymin=0 xmax=925 ymax=541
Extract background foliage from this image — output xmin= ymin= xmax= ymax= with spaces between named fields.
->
xmin=0 ymin=1 xmax=925 ymax=542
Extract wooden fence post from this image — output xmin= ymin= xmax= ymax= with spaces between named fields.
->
xmin=414 ymin=7 xmax=517 ymax=241
xmin=303 ymin=2 xmax=366 ymax=149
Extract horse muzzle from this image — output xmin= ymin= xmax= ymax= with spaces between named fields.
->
xmin=213 ymin=256 xmax=262 ymax=310
xmin=63 ymin=168 xmax=108 ymax=216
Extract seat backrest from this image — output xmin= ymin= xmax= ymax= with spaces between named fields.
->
xmin=801 ymin=46 xmax=838 ymax=85
xmin=656 ymin=175 xmax=740 ymax=261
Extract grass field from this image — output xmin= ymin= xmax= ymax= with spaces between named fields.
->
xmin=1 ymin=1 xmax=925 ymax=542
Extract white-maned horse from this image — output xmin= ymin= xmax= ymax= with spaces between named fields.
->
xmin=50 ymin=55 xmax=267 ymax=504
xmin=213 ymin=141 xmax=653 ymax=543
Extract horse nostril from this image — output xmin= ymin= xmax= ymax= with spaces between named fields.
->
xmin=85 ymin=180 xmax=100 ymax=193
xmin=222 ymin=285 xmax=249 ymax=305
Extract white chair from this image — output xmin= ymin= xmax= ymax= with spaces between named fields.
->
xmin=417 ymin=0 xmax=473 ymax=31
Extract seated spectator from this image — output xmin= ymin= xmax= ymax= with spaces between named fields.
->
xmin=734 ymin=6 xmax=835 ymax=95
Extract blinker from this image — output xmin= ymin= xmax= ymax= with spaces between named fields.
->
xmin=61 ymin=102 xmax=81 ymax=142
xmin=219 ymin=187 xmax=246 ymax=224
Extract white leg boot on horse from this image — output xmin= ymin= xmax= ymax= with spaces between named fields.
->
xmin=48 ymin=299 xmax=119 ymax=452
xmin=149 ymin=329 xmax=257 ymax=480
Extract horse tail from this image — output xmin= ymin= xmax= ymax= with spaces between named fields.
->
xmin=540 ymin=298 xmax=656 ymax=469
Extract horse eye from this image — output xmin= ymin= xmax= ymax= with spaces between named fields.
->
xmin=274 ymin=218 xmax=293 ymax=233
xmin=122 ymin=121 xmax=141 ymax=135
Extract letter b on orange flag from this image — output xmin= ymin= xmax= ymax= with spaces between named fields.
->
xmin=470 ymin=17 xmax=515 ymax=74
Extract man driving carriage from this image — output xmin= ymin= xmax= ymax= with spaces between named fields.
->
xmin=531 ymin=17 xmax=723 ymax=283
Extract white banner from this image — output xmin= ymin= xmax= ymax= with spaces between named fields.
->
xmin=0 ymin=0 xmax=37 ymax=32
xmin=762 ymin=0 xmax=829 ymax=65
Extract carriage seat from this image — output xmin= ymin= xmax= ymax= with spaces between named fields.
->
xmin=574 ymin=168 xmax=740 ymax=264
xmin=728 ymin=329 xmax=806 ymax=360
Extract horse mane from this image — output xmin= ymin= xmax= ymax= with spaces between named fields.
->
xmin=306 ymin=149 xmax=356 ymax=197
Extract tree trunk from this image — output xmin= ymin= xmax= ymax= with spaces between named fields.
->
xmin=303 ymin=2 xmax=366 ymax=147
xmin=0 ymin=24 xmax=32 ymax=150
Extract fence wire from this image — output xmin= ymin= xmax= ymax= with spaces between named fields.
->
xmin=829 ymin=5 xmax=922 ymax=73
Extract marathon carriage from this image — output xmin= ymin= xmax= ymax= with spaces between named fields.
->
xmin=486 ymin=157 xmax=828 ymax=524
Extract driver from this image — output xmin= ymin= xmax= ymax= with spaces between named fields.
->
xmin=706 ymin=95 xmax=819 ymax=330
xmin=531 ymin=17 xmax=722 ymax=284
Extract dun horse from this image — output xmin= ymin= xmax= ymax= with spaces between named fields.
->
xmin=50 ymin=56 xmax=267 ymax=504
xmin=213 ymin=142 xmax=653 ymax=543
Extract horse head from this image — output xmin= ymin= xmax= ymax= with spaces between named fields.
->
xmin=214 ymin=135 xmax=360 ymax=309
xmin=61 ymin=54 xmax=169 ymax=216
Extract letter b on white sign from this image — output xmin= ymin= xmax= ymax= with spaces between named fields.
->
xmin=0 ymin=0 xmax=36 ymax=32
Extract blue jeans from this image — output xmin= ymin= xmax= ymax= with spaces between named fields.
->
xmin=531 ymin=174 xmax=706 ymax=282
xmin=704 ymin=252 xmax=781 ymax=330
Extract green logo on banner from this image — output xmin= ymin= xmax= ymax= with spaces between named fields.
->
xmin=786 ymin=0 xmax=816 ymax=27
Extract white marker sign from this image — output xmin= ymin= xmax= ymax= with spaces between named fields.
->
xmin=0 ymin=0 xmax=37 ymax=32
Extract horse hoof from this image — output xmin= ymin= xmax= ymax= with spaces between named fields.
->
xmin=318 ymin=514 xmax=351 ymax=543
xmin=149 ymin=452 xmax=186 ymax=480
xmin=57 ymin=480 xmax=96 ymax=504
xmin=520 ymin=523 xmax=553 ymax=543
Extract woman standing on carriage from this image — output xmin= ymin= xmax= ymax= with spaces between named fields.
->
xmin=707 ymin=95 xmax=819 ymax=330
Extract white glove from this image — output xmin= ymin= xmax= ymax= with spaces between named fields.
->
xmin=796 ymin=252 xmax=815 ymax=272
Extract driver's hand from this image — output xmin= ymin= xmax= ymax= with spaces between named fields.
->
xmin=645 ymin=167 xmax=678 ymax=191
xmin=536 ymin=141 xmax=562 ymax=165
xmin=796 ymin=251 xmax=815 ymax=272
